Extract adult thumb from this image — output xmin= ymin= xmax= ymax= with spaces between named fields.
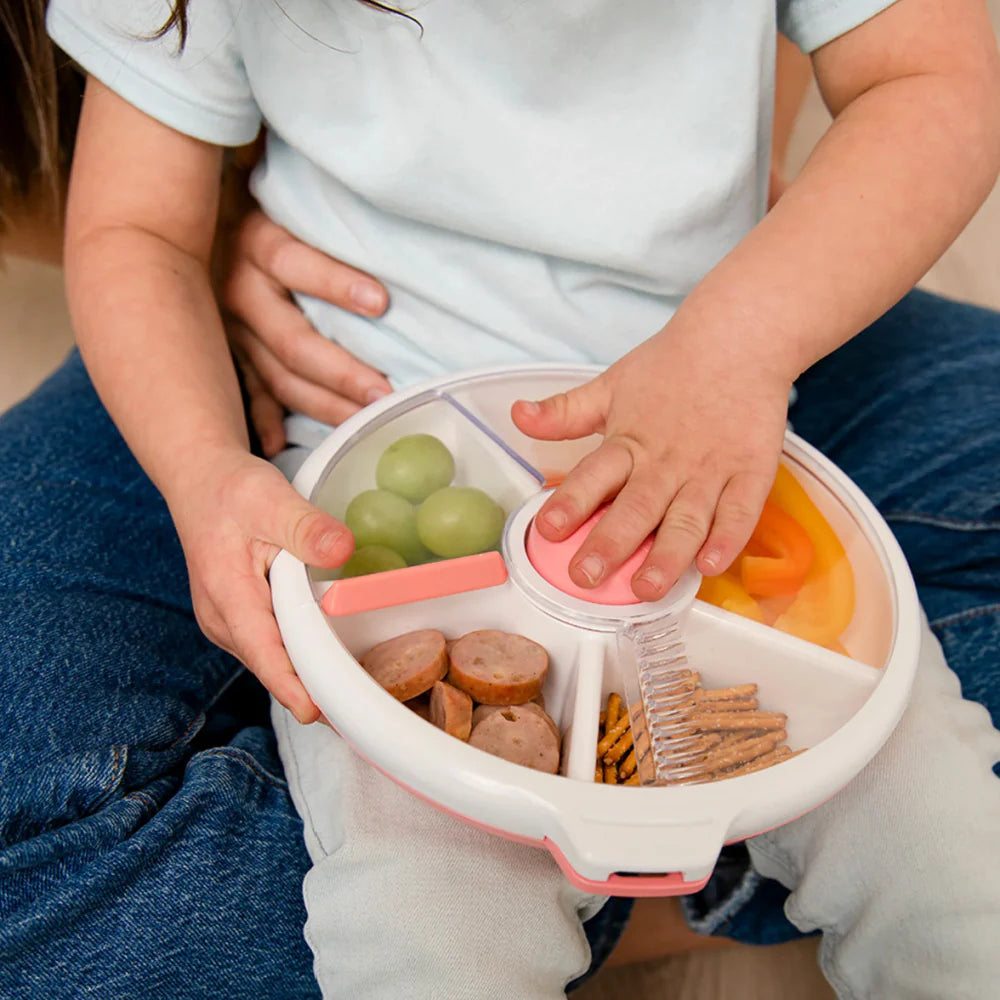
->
xmin=510 ymin=378 xmax=608 ymax=441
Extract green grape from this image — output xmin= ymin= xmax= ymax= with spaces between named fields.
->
xmin=376 ymin=434 xmax=455 ymax=503
xmin=344 ymin=489 xmax=429 ymax=565
xmin=416 ymin=486 xmax=505 ymax=559
xmin=340 ymin=545 xmax=407 ymax=578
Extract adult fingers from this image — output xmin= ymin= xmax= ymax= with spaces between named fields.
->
xmin=238 ymin=326 xmax=376 ymax=427
xmin=225 ymin=263 xmax=392 ymax=408
xmin=231 ymin=335 xmax=288 ymax=457
xmin=232 ymin=210 xmax=388 ymax=316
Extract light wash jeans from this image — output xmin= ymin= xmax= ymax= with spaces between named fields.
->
xmin=1 ymin=290 xmax=998 ymax=999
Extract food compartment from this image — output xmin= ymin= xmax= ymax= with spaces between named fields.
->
xmin=443 ymin=369 xmax=604 ymax=487
xmin=695 ymin=449 xmax=897 ymax=669
xmin=327 ymin=583 xmax=602 ymax=779
xmin=307 ymin=393 xmax=540 ymax=589
xmin=589 ymin=603 xmax=880 ymax=787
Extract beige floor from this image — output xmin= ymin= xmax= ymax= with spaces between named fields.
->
xmin=2 ymin=25 xmax=999 ymax=998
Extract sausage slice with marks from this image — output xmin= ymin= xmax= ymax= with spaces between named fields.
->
xmin=448 ymin=630 xmax=548 ymax=705
xmin=471 ymin=701 xmax=560 ymax=742
xmin=469 ymin=704 xmax=560 ymax=774
xmin=360 ymin=629 xmax=448 ymax=702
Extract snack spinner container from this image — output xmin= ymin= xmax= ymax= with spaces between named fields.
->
xmin=271 ymin=365 xmax=922 ymax=896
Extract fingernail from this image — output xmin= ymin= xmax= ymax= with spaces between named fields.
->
xmin=637 ymin=568 xmax=665 ymax=595
xmin=319 ymin=529 xmax=346 ymax=555
xmin=350 ymin=282 xmax=386 ymax=314
xmin=544 ymin=509 xmax=567 ymax=532
xmin=701 ymin=548 xmax=721 ymax=572
xmin=365 ymin=385 xmax=391 ymax=404
xmin=578 ymin=554 xmax=604 ymax=585
xmin=518 ymin=400 xmax=540 ymax=415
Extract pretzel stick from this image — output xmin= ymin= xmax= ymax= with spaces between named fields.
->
xmin=597 ymin=714 xmax=631 ymax=756
xmin=625 ymin=772 xmax=640 ymax=786
xmin=603 ymin=761 xmax=618 ymax=784
xmin=619 ymin=748 xmax=638 ymax=779
xmin=594 ymin=763 xmax=603 ymax=783
xmin=697 ymin=684 xmax=758 ymax=702
xmin=693 ymin=698 xmax=759 ymax=714
xmin=703 ymin=730 xmax=786 ymax=771
xmin=603 ymin=727 xmax=634 ymax=765
xmin=606 ymin=692 xmax=622 ymax=729
xmin=696 ymin=711 xmax=787 ymax=732
xmin=718 ymin=745 xmax=793 ymax=778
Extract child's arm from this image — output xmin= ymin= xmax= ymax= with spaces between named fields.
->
xmin=64 ymin=79 xmax=353 ymax=722
xmin=515 ymin=0 xmax=1000 ymax=601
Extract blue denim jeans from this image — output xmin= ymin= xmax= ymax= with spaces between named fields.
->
xmin=1 ymin=289 xmax=998 ymax=996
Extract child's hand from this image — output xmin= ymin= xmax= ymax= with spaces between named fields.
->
xmin=511 ymin=328 xmax=791 ymax=601
xmin=166 ymin=450 xmax=354 ymax=723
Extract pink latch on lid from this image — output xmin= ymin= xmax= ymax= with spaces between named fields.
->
xmin=525 ymin=505 xmax=652 ymax=605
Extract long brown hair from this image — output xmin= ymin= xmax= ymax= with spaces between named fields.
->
xmin=154 ymin=0 xmax=420 ymax=48
xmin=0 ymin=0 xmax=82 ymax=226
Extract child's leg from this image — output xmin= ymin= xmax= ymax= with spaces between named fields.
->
xmin=272 ymin=703 xmax=607 ymax=1000
xmin=748 ymin=615 xmax=1000 ymax=999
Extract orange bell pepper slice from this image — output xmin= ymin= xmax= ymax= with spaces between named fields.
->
xmin=739 ymin=499 xmax=814 ymax=598
xmin=768 ymin=464 xmax=855 ymax=647
xmin=697 ymin=571 xmax=764 ymax=623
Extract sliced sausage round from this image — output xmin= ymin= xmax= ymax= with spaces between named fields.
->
xmin=471 ymin=701 xmax=560 ymax=742
xmin=469 ymin=704 xmax=560 ymax=774
xmin=360 ymin=629 xmax=448 ymax=702
xmin=405 ymin=694 xmax=432 ymax=721
xmin=448 ymin=630 xmax=548 ymax=705
xmin=429 ymin=680 xmax=473 ymax=740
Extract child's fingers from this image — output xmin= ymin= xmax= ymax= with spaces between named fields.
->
xmin=631 ymin=479 xmax=723 ymax=601
xmin=535 ymin=440 xmax=633 ymax=540
xmin=245 ymin=473 xmax=354 ymax=570
xmin=511 ymin=378 xmax=610 ymax=442
xmin=565 ymin=471 xmax=675 ymax=589
xmin=214 ymin=574 xmax=321 ymax=725
xmin=696 ymin=470 xmax=774 ymax=576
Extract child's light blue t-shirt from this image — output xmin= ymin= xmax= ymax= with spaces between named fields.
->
xmin=49 ymin=0 xmax=894 ymax=393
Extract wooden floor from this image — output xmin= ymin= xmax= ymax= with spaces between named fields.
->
xmin=2 ymin=10 xmax=999 ymax=993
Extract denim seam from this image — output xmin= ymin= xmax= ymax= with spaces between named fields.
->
xmin=165 ymin=667 xmax=244 ymax=752
xmin=277 ymin=709 xmax=331 ymax=857
xmin=124 ymin=789 xmax=159 ymax=812
xmin=883 ymin=511 xmax=1000 ymax=531
xmin=195 ymin=747 xmax=288 ymax=790
xmin=929 ymin=602 xmax=1000 ymax=630
xmin=89 ymin=744 xmax=127 ymax=813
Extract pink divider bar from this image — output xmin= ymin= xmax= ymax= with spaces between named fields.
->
xmin=321 ymin=550 xmax=508 ymax=617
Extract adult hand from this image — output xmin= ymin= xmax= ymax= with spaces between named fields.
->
xmin=221 ymin=210 xmax=392 ymax=456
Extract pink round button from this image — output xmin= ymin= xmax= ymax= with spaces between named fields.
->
xmin=525 ymin=505 xmax=653 ymax=606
